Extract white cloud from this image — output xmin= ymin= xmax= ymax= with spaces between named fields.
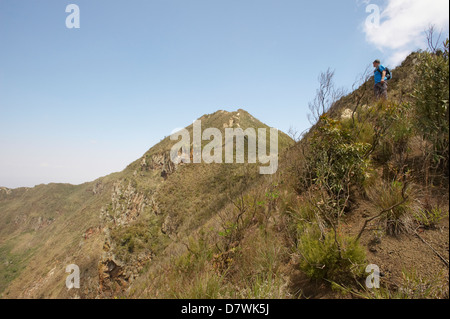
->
xmin=364 ymin=0 xmax=449 ymax=66
xmin=388 ymin=49 xmax=413 ymax=67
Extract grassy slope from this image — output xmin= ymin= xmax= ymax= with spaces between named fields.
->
xmin=126 ymin=52 xmax=448 ymax=299
xmin=0 ymin=173 xmax=124 ymax=297
xmin=1 ymin=52 xmax=447 ymax=299
xmin=0 ymin=109 xmax=293 ymax=298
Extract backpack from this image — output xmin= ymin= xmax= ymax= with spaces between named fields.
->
xmin=377 ymin=67 xmax=392 ymax=81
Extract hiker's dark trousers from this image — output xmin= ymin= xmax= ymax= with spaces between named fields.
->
xmin=374 ymin=82 xmax=388 ymax=100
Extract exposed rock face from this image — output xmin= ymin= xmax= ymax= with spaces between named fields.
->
xmin=0 ymin=187 xmax=12 ymax=201
xmin=13 ymin=214 xmax=27 ymax=226
xmin=97 ymin=180 xmax=153 ymax=297
xmin=31 ymin=216 xmax=55 ymax=231
xmin=223 ymin=113 xmax=241 ymax=128
xmin=92 ymin=181 xmax=104 ymax=195
xmin=97 ymin=231 xmax=152 ymax=297
xmin=0 ymin=187 xmax=11 ymax=195
xmin=149 ymin=196 xmax=160 ymax=215
xmin=161 ymin=214 xmax=178 ymax=237
xmin=82 ymin=226 xmax=101 ymax=240
xmin=101 ymin=181 xmax=148 ymax=226
xmin=140 ymin=152 xmax=177 ymax=178
xmin=341 ymin=108 xmax=354 ymax=120
xmin=98 ymin=257 xmax=126 ymax=294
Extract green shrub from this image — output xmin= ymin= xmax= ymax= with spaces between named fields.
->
xmin=172 ymin=271 xmax=226 ymax=299
xmin=414 ymin=207 xmax=448 ymax=229
xmin=339 ymin=269 xmax=449 ymax=299
xmin=297 ymin=201 xmax=318 ymax=224
xmin=309 ymin=116 xmax=370 ymax=196
xmin=351 ymin=120 xmax=375 ymax=146
xmin=239 ymin=273 xmax=288 ymax=299
xmin=297 ymin=224 xmax=366 ymax=283
xmin=365 ymin=102 xmax=414 ymax=165
xmin=175 ymin=231 xmax=213 ymax=273
xmin=110 ymin=220 xmax=161 ymax=262
xmin=414 ymin=39 xmax=449 ymax=174
xmin=366 ymin=181 xmax=419 ymax=236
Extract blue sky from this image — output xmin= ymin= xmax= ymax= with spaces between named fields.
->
xmin=0 ymin=0 xmax=448 ymax=188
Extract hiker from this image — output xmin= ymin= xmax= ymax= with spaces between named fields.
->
xmin=373 ymin=59 xmax=388 ymax=100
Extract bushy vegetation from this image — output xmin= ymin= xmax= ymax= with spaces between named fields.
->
xmin=336 ymin=269 xmax=449 ymax=299
xmin=414 ymin=39 xmax=449 ymax=177
xmin=297 ymin=223 xmax=366 ymax=283
xmin=0 ymin=243 xmax=36 ymax=295
xmin=67 ymin=44 xmax=450 ymax=299
xmin=414 ymin=207 xmax=448 ymax=230
xmin=309 ymin=116 xmax=370 ymax=196
xmin=283 ymin=41 xmax=449 ymax=295
xmin=110 ymin=219 xmax=163 ymax=262
xmin=365 ymin=181 xmax=418 ymax=236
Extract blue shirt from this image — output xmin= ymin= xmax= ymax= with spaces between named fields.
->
xmin=374 ymin=65 xmax=387 ymax=83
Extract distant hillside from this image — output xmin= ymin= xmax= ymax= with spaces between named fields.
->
xmin=0 ymin=109 xmax=293 ymax=298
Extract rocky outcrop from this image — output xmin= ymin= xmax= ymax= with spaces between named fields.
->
xmin=161 ymin=214 xmax=179 ymax=237
xmin=97 ymin=227 xmax=152 ymax=297
xmin=101 ymin=181 xmax=149 ymax=226
xmin=92 ymin=181 xmax=104 ymax=195
xmin=341 ymin=108 xmax=354 ymax=120
xmin=97 ymin=180 xmax=153 ymax=297
xmin=13 ymin=214 xmax=27 ymax=226
xmin=0 ymin=187 xmax=12 ymax=200
xmin=82 ymin=226 xmax=101 ymax=240
xmin=223 ymin=113 xmax=241 ymax=128
xmin=33 ymin=216 xmax=55 ymax=231
xmin=0 ymin=187 xmax=11 ymax=195
xmin=149 ymin=196 xmax=160 ymax=215
xmin=140 ymin=152 xmax=177 ymax=179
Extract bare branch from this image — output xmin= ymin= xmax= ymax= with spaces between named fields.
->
xmin=356 ymin=191 xmax=409 ymax=241
xmin=287 ymin=126 xmax=301 ymax=142
xmin=425 ymin=25 xmax=443 ymax=54
xmin=351 ymin=65 xmax=373 ymax=124
xmin=308 ymin=68 xmax=346 ymax=124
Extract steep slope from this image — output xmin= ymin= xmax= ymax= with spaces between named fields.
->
xmin=1 ymin=50 xmax=448 ymax=299
xmin=0 ymin=109 xmax=293 ymax=298
xmin=126 ymin=51 xmax=448 ymax=299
